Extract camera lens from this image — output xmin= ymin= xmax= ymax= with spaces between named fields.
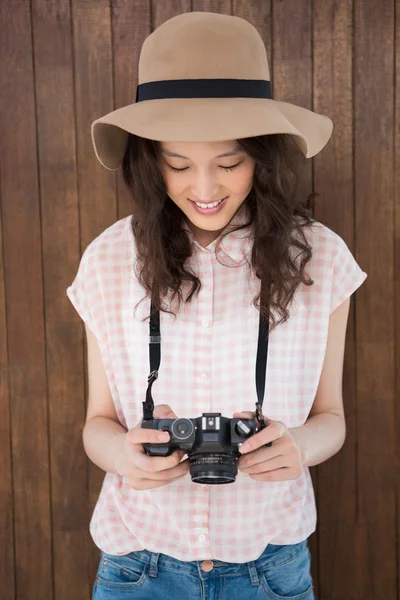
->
xmin=171 ymin=418 xmax=194 ymax=440
xmin=189 ymin=452 xmax=237 ymax=485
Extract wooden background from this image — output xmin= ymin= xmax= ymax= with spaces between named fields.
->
xmin=0 ymin=1 xmax=397 ymax=599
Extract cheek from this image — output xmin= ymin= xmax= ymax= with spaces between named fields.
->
xmin=230 ymin=166 xmax=254 ymax=194
xmin=163 ymin=171 xmax=186 ymax=196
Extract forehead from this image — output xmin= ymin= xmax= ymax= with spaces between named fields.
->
xmin=159 ymin=140 xmax=244 ymax=160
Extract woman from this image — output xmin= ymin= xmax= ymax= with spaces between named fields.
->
xmin=67 ymin=11 xmax=368 ymax=600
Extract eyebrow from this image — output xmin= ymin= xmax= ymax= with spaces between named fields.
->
xmin=161 ymin=149 xmax=244 ymax=159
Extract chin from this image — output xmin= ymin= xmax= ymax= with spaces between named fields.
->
xmin=192 ymin=215 xmax=231 ymax=231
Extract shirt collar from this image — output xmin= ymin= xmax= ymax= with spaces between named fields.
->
xmin=182 ymin=203 xmax=253 ymax=264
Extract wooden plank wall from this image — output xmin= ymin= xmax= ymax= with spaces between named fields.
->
xmin=0 ymin=1 xmax=397 ymax=598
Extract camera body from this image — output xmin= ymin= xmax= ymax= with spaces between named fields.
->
xmin=142 ymin=412 xmax=258 ymax=484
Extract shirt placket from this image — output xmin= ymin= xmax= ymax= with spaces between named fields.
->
xmin=192 ymin=247 xmax=214 ymax=553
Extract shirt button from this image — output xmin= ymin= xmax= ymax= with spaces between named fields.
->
xmin=198 ymin=534 xmax=207 ymax=542
xmin=201 ymin=373 xmax=208 ymax=380
xmin=202 ymin=321 xmax=210 ymax=328
xmin=201 ymin=560 xmax=214 ymax=572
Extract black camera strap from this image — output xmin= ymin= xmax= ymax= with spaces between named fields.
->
xmin=143 ymin=302 xmax=270 ymax=430
xmin=143 ymin=304 xmax=161 ymax=420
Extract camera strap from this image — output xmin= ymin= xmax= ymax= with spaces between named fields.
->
xmin=143 ymin=301 xmax=270 ymax=428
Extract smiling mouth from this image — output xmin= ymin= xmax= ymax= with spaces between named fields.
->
xmin=190 ymin=197 xmax=227 ymax=209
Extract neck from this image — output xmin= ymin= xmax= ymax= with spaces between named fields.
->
xmin=188 ymin=223 xmax=223 ymax=248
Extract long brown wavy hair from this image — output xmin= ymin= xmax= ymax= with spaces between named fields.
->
xmin=122 ymin=133 xmax=319 ymax=333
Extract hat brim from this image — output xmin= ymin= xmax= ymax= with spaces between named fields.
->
xmin=91 ymin=98 xmax=333 ymax=170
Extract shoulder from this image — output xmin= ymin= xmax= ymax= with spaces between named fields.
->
xmin=81 ymin=215 xmax=135 ymax=269
xmin=296 ymin=218 xmax=367 ymax=313
xmin=290 ymin=218 xmax=363 ymax=297
xmin=300 ymin=218 xmax=346 ymax=247
xmin=296 ymin=219 xmax=351 ymax=264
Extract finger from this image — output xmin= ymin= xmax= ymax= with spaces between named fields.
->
xmin=237 ymin=442 xmax=283 ymax=469
xmin=127 ymin=427 xmax=171 ymax=447
xmin=233 ymin=411 xmax=255 ymax=420
xmin=240 ymin=455 xmax=288 ymax=475
xmin=127 ymin=404 xmax=178 ymax=448
xmin=249 ymin=466 xmax=303 ymax=482
xmin=238 ymin=419 xmax=286 ymax=454
xmin=133 ymin=448 xmax=186 ymax=473
xmin=131 ymin=458 xmax=190 ymax=481
xmin=153 ymin=404 xmax=178 ymax=420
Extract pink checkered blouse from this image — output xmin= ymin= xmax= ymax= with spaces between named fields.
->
xmin=66 ymin=206 xmax=367 ymax=562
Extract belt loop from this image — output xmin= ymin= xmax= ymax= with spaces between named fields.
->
xmin=247 ymin=560 xmax=260 ymax=586
xmin=148 ymin=552 xmax=160 ymax=578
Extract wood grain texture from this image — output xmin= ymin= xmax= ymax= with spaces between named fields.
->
xmin=0 ymin=1 xmax=397 ymax=598
xmin=312 ymin=2 xmax=358 ymax=599
xmin=31 ymin=1 xmax=89 ymax=598
xmin=271 ymin=0 xmax=313 ymax=212
xmin=354 ymin=1 xmax=396 ymax=598
xmin=396 ymin=0 xmax=400 ymax=594
xmin=152 ymin=0 xmax=191 ymax=29
xmin=0 ymin=1 xmax=52 ymax=598
xmin=192 ymin=0 xmax=231 ymax=13
xmin=112 ymin=0 xmax=151 ymax=217
xmin=0 ymin=107 xmax=15 ymax=600
xmin=233 ymin=0 xmax=271 ymax=51
xmin=71 ymin=0 xmax=117 ymax=591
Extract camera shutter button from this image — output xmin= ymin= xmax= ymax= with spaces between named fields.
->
xmin=201 ymin=560 xmax=214 ymax=572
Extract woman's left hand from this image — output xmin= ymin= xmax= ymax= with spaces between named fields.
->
xmin=233 ymin=411 xmax=303 ymax=482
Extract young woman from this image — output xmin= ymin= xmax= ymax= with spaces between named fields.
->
xmin=67 ymin=11 xmax=368 ymax=600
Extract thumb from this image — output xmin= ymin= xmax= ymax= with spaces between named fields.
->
xmin=153 ymin=404 xmax=178 ymax=420
xmin=234 ymin=411 xmax=274 ymax=427
xmin=233 ymin=411 xmax=255 ymax=420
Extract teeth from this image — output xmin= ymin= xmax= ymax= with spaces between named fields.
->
xmin=194 ymin=199 xmax=224 ymax=209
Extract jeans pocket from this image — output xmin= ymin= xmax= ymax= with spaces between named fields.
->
xmin=95 ymin=551 xmax=148 ymax=591
xmin=260 ymin=542 xmax=314 ymax=600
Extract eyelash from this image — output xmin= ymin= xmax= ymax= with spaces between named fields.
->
xmin=166 ymin=162 xmax=242 ymax=173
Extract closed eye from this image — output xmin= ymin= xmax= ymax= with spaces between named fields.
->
xmin=166 ymin=162 xmax=242 ymax=173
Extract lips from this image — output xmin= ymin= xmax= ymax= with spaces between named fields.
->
xmin=190 ymin=197 xmax=226 ymax=205
xmin=189 ymin=196 xmax=228 ymax=215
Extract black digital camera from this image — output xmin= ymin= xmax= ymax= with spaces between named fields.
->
xmin=142 ymin=296 xmax=271 ymax=485
xmin=142 ymin=412 xmax=261 ymax=484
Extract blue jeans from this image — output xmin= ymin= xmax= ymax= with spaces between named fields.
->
xmin=92 ymin=539 xmax=315 ymax=599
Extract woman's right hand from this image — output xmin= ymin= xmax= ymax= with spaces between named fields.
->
xmin=116 ymin=404 xmax=190 ymax=490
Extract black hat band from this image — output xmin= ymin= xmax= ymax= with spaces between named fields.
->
xmin=136 ymin=79 xmax=272 ymax=102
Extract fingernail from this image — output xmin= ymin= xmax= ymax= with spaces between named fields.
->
xmin=239 ymin=443 xmax=250 ymax=454
xmin=158 ymin=432 xmax=170 ymax=441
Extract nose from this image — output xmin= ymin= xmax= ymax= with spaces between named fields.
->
xmin=191 ymin=170 xmax=221 ymax=202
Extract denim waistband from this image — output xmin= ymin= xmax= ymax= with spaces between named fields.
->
xmin=118 ymin=539 xmax=308 ymax=583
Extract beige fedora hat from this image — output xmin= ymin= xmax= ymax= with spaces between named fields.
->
xmin=91 ymin=11 xmax=333 ymax=171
